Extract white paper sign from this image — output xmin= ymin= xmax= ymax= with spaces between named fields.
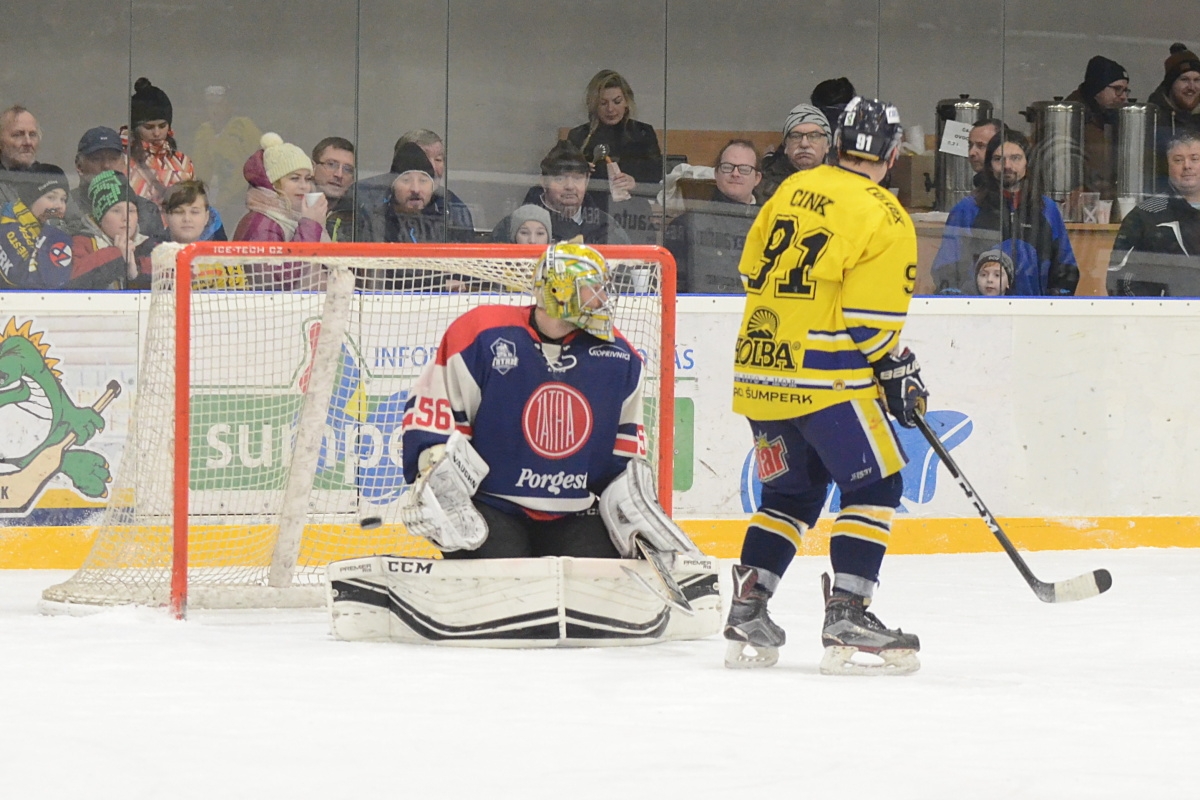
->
xmin=939 ymin=120 xmax=973 ymax=157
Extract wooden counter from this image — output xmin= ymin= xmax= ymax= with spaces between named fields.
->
xmin=913 ymin=218 xmax=1118 ymax=296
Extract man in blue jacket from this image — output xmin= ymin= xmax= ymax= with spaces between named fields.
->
xmin=931 ymin=130 xmax=1079 ymax=296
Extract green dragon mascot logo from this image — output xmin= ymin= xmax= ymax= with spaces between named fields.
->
xmin=0 ymin=318 xmax=120 ymax=515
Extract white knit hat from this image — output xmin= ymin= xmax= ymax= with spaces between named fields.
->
xmin=260 ymin=132 xmax=312 ymax=185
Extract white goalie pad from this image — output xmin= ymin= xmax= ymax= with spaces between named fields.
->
xmin=326 ymin=554 xmax=721 ymax=647
xmin=400 ymin=432 xmax=490 ymax=552
xmin=599 ymin=458 xmax=701 ymax=559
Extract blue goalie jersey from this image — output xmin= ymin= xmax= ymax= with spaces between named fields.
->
xmin=402 ymin=305 xmax=645 ymax=517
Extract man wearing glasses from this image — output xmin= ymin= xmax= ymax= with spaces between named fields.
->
xmin=311 ymin=137 xmax=357 ymax=240
xmin=1065 ymin=55 xmax=1129 ymax=199
xmin=664 ymin=139 xmax=762 ymax=292
xmin=758 ymin=104 xmax=831 ymax=202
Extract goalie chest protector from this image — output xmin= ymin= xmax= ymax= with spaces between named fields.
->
xmin=403 ymin=305 xmax=645 ymax=516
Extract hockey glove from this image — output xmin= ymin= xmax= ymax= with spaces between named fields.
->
xmin=873 ymin=348 xmax=928 ymax=428
xmin=399 ymin=432 xmax=490 ymax=552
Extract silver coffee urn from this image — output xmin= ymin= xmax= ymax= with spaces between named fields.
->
xmin=935 ymin=94 xmax=993 ymax=211
xmin=1024 ymin=98 xmax=1084 ymax=217
xmin=1114 ymin=101 xmax=1159 ymax=220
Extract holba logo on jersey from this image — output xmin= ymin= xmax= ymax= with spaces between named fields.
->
xmin=739 ymin=409 xmax=973 ymax=513
xmin=735 ymin=307 xmax=798 ymax=372
xmin=522 ymin=383 xmax=593 ymax=459
xmin=490 ymin=337 xmax=518 ymax=374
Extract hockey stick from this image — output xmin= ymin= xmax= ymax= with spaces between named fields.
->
xmin=620 ymin=535 xmax=696 ymax=615
xmin=0 ymin=380 xmax=122 ymax=514
xmin=914 ymin=412 xmax=1112 ymax=603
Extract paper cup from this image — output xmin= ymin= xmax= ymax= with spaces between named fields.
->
xmin=304 ymin=192 xmax=325 ymax=208
xmin=1094 ymin=200 xmax=1112 ymax=225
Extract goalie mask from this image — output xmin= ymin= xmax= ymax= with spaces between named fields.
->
xmin=834 ymin=96 xmax=903 ymax=163
xmin=533 ymin=242 xmax=615 ymax=342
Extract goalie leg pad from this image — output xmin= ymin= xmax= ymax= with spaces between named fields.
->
xmin=599 ymin=458 xmax=700 ymax=558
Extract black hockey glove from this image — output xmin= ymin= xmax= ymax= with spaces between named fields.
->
xmin=873 ymin=348 xmax=928 ymax=428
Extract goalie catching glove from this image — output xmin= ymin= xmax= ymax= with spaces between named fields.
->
xmin=400 ymin=432 xmax=490 ymax=552
xmin=599 ymin=458 xmax=701 ymax=559
xmin=873 ymin=347 xmax=928 ymax=428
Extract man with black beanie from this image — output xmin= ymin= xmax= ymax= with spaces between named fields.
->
xmin=1065 ymin=55 xmax=1129 ymax=198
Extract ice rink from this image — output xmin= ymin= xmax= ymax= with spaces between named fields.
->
xmin=3 ymin=548 xmax=1195 ymax=799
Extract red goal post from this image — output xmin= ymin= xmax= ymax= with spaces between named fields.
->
xmin=41 ymin=242 xmax=678 ymax=617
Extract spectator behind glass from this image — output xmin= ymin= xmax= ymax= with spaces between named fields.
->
xmin=567 ymin=69 xmax=663 ymax=200
xmin=664 ymin=139 xmax=762 ymax=293
xmin=70 ymin=169 xmax=154 ymax=290
xmin=1149 ymin=44 xmax=1200 ymax=135
xmin=396 ymin=129 xmax=474 ymax=232
xmin=973 ymin=249 xmax=1014 ymax=296
xmin=0 ymin=165 xmax=74 ymax=289
xmin=163 ymin=180 xmax=227 ymax=243
xmin=968 ymin=119 xmax=1004 ymax=181
xmin=1108 ymin=132 xmax=1200 ymax=296
xmin=500 ymin=141 xmax=630 ymax=246
xmin=357 ymin=142 xmax=472 ymax=248
xmin=123 ymin=78 xmax=196 ymax=210
xmin=233 ymin=133 xmax=328 ymax=244
xmin=810 ymin=77 xmax=856 ymax=140
xmin=311 ymin=136 xmax=356 ymax=241
xmin=0 ymin=106 xmax=45 ymax=207
xmin=931 ymin=130 xmax=1079 ymax=296
xmin=1065 ymin=56 xmax=1129 ymax=198
xmin=66 ymin=126 xmax=166 ymax=242
xmin=758 ymin=104 xmax=830 ymax=201
xmin=508 ymin=204 xmax=552 ymax=244
xmin=190 ymin=85 xmax=262 ymax=230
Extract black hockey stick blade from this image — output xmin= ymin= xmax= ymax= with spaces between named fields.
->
xmin=628 ymin=536 xmax=695 ymax=615
xmin=913 ymin=413 xmax=1112 ymax=604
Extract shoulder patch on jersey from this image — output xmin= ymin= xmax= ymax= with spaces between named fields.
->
xmin=440 ymin=305 xmax=535 ymax=363
xmin=490 ymin=337 xmax=519 ymax=374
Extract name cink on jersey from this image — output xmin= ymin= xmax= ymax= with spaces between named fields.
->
xmin=788 ymin=188 xmax=834 ymax=217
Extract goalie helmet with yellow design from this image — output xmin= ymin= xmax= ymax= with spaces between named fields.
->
xmin=532 ymin=242 xmax=615 ymax=342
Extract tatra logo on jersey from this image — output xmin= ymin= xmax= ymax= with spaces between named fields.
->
xmin=735 ymin=307 xmax=798 ymax=372
xmin=490 ymin=338 xmax=519 ymax=374
xmin=522 ymin=382 xmax=594 ymax=459
xmin=755 ymin=433 xmax=790 ymax=481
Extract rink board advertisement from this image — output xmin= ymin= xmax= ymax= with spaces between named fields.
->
xmin=2 ymin=293 xmax=1198 ymax=568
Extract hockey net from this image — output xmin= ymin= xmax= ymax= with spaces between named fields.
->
xmin=42 ymin=242 xmax=676 ymax=614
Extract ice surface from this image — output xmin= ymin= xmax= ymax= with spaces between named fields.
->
xmin=2 ymin=549 xmax=1196 ymax=799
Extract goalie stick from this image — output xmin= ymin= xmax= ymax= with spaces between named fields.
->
xmin=914 ymin=411 xmax=1112 ymax=603
xmin=0 ymin=380 xmax=121 ymax=514
xmin=620 ymin=535 xmax=696 ymax=615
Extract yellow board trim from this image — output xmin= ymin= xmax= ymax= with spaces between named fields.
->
xmin=2 ymin=517 xmax=1199 ymax=569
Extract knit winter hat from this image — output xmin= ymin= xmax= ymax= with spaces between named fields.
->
xmin=508 ymin=204 xmax=553 ymax=243
xmin=389 ymin=142 xmax=435 ymax=179
xmin=130 ymin=77 xmax=173 ymax=127
xmin=88 ymin=169 xmax=136 ymax=222
xmin=1082 ymin=56 xmax=1129 ymax=99
xmin=1164 ymin=43 xmax=1200 ymax=87
xmin=810 ymin=77 xmax=855 ymax=127
xmin=782 ymin=104 xmax=831 ymax=139
xmin=975 ymin=249 xmax=1014 ymax=290
xmin=16 ymin=164 xmax=70 ymax=208
xmin=259 ymin=132 xmax=313 ymax=185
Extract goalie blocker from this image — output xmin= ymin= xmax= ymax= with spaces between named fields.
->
xmin=327 ymin=554 xmax=721 ymax=647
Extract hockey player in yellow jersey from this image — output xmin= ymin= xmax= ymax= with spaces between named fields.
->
xmin=724 ymin=97 xmax=928 ymax=675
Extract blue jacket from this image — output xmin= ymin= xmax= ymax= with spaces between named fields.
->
xmin=0 ymin=201 xmax=75 ymax=289
xmin=931 ymin=192 xmax=1079 ymax=296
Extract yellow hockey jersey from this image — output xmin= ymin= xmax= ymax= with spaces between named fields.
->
xmin=732 ymin=164 xmax=918 ymax=420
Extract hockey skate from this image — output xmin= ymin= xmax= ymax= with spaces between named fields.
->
xmin=723 ymin=564 xmax=786 ymax=669
xmin=819 ymin=573 xmax=920 ymax=676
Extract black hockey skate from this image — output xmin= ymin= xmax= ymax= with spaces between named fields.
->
xmin=723 ymin=564 xmax=786 ymax=669
xmin=819 ymin=573 xmax=920 ymax=676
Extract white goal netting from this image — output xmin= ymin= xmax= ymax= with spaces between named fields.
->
xmin=41 ymin=242 xmax=674 ymax=610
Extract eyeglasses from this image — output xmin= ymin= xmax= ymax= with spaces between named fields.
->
xmin=786 ymin=130 xmax=828 ymax=145
xmin=717 ymin=162 xmax=758 ymax=176
xmin=319 ymin=160 xmax=356 ymax=176
xmin=1105 ymin=84 xmax=1131 ymax=95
